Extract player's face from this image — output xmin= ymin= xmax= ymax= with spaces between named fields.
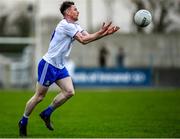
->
xmin=68 ymin=5 xmax=79 ymax=21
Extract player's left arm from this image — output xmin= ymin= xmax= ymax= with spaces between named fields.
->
xmin=74 ymin=22 xmax=120 ymax=45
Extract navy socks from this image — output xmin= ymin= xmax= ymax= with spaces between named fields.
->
xmin=41 ymin=106 xmax=54 ymax=117
xmin=20 ymin=106 xmax=54 ymax=126
xmin=20 ymin=116 xmax=28 ymax=126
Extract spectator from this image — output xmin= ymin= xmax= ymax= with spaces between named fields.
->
xmin=98 ymin=46 xmax=109 ymax=68
xmin=116 ymin=47 xmax=125 ymax=67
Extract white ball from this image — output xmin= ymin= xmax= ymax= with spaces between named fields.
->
xmin=134 ymin=9 xmax=152 ymax=27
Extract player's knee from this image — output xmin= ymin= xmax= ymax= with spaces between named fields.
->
xmin=36 ymin=94 xmax=45 ymax=103
xmin=65 ymin=89 xmax=75 ymax=98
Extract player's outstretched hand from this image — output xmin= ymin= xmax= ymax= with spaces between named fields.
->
xmin=106 ymin=26 xmax=120 ymax=35
xmin=98 ymin=22 xmax=120 ymax=37
xmin=98 ymin=22 xmax=112 ymax=35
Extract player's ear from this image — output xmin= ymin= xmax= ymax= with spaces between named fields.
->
xmin=64 ymin=9 xmax=69 ymax=16
xmin=66 ymin=11 xmax=69 ymax=15
xmin=66 ymin=9 xmax=71 ymax=16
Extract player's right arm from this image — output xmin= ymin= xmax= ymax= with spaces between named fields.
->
xmin=75 ymin=22 xmax=120 ymax=45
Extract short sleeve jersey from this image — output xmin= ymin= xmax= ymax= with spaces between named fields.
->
xmin=43 ymin=19 xmax=83 ymax=69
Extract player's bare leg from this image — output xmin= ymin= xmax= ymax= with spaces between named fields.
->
xmin=40 ymin=77 xmax=75 ymax=130
xmin=25 ymin=83 xmax=49 ymax=116
xmin=19 ymin=83 xmax=48 ymax=137
xmin=52 ymin=77 xmax=75 ymax=108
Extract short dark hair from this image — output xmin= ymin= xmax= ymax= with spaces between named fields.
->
xmin=60 ymin=1 xmax=74 ymax=15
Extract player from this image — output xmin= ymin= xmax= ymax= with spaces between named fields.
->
xmin=18 ymin=1 xmax=120 ymax=137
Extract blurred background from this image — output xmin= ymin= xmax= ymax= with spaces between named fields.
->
xmin=0 ymin=0 xmax=180 ymax=89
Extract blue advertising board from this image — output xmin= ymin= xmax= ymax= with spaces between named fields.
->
xmin=72 ymin=68 xmax=152 ymax=87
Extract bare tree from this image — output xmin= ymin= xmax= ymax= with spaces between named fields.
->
xmin=149 ymin=0 xmax=170 ymax=32
xmin=0 ymin=2 xmax=8 ymax=36
xmin=3 ymin=1 xmax=34 ymax=37
xmin=131 ymin=0 xmax=180 ymax=33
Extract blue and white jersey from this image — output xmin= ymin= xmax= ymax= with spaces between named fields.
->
xmin=43 ymin=19 xmax=83 ymax=69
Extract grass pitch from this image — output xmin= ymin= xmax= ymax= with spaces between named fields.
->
xmin=0 ymin=89 xmax=180 ymax=138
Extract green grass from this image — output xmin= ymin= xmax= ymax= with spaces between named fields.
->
xmin=0 ymin=89 xmax=180 ymax=138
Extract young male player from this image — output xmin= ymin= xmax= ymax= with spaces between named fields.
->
xmin=18 ymin=1 xmax=119 ymax=137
